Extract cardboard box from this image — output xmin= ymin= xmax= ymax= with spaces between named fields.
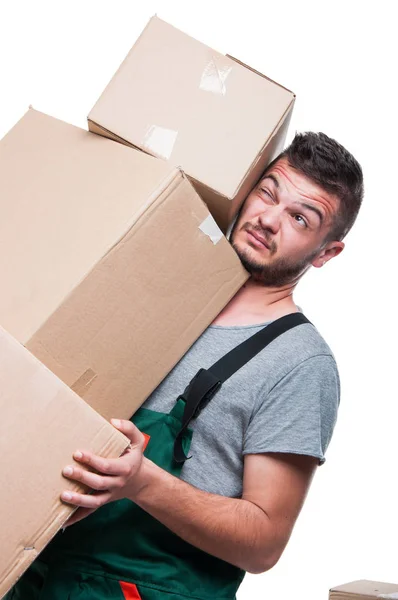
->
xmin=330 ymin=580 xmax=398 ymax=599
xmin=88 ymin=16 xmax=294 ymax=231
xmin=0 ymin=108 xmax=247 ymax=421
xmin=0 ymin=325 xmax=129 ymax=598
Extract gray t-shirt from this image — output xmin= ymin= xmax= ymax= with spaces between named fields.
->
xmin=142 ymin=319 xmax=340 ymax=498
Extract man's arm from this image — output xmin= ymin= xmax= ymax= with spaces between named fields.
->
xmin=61 ymin=420 xmax=318 ymax=574
xmin=134 ymin=451 xmax=317 ymax=573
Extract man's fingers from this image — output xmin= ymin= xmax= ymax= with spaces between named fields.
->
xmin=62 ymin=465 xmax=124 ymax=490
xmin=61 ymin=489 xmax=112 ymax=509
xmin=70 ymin=421 xmax=144 ymax=476
xmin=71 ymin=450 xmax=131 ymax=476
xmin=110 ymin=419 xmax=145 ymax=448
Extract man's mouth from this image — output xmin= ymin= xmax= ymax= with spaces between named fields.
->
xmin=247 ymin=229 xmax=271 ymax=250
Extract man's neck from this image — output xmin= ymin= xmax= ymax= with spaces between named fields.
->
xmin=211 ymin=278 xmax=298 ymax=326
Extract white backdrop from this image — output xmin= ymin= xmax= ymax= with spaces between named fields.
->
xmin=0 ymin=1 xmax=396 ymax=599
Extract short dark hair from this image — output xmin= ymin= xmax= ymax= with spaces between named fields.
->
xmin=266 ymin=132 xmax=364 ymax=240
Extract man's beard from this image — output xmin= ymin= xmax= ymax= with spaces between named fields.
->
xmin=231 ymin=223 xmax=318 ymax=287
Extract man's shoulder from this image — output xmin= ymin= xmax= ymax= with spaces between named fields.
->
xmin=282 ymin=320 xmax=335 ymax=359
xmin=259 ymin=320 xmax=338 ymax=385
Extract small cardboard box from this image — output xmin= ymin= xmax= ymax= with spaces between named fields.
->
xmin=0 ymin=108 xmax=247 ymax=421
xmin=330 ymin=580 xmax=398 ymax=599
xmin=0 ymin=326 xmax=129 ymax=598
xmin=88 ymin=16 xmax=294 ymax=231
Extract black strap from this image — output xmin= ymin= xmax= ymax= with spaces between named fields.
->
xmin=209 ymin=312 xmax=310 ymax=381
xmin=173 ymin=312 xmax=311 ymax=463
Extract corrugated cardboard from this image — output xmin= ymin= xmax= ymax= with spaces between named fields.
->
xmin=0 ymin=109 xmax=247 ymax=421
xmin=0 ymin=325 xmax=129 ymax=598
xmin=330 ymin=580 xmax=398 ymax=599
xmin=88 ymin=16 xmax=294 ymax=231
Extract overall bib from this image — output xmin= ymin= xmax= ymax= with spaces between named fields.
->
xmin=6 ymin=313 xmax=309 ymax=600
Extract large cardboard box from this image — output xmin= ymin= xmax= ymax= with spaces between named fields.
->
xmin=0 ymin=326 xmax=129 ymax=598
xmin=329 ymin=580 xmax=398 ymax=599
xmin=88 ymin=16 xmax=294 ymax=231
xmin=0 ymin=108 xmax=247 ymax=421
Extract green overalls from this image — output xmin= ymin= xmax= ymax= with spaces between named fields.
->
xmin=6 ymin=312 xmax=309 ymax=600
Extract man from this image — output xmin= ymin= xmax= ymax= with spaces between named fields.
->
xmin=8 ymin=132 xmax=363 ymax=599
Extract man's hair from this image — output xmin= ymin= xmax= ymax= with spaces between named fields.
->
xmin=266 ymin=132 xmax=364 ymax=241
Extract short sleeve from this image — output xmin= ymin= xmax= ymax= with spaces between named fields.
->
xmin=243 ymin=354 xmax=340 ymax=465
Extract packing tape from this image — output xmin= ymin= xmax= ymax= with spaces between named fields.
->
xmin=71 ymin=369 xmax=97 ymax=397
xmin=198 ymin=214 xmax=223 ymax=245
xmin=378 ymin=595 xmax=398 ymax=599
xmin=143 ymin=125 xmax=178 ymax=160
xmin=199 ymin=57 xmax=232 ymax=96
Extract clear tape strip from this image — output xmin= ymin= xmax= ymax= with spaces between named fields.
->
xmin=199 ymin=57 xmax=232 ymax=96
xmin=143 ymin=125 xmax=178 ymax=160
xmin=199 ymin=214 xmax=223 ymax=245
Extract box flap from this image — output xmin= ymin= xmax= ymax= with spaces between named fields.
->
xmin=226 ymin=54 xmax=295 ymax=95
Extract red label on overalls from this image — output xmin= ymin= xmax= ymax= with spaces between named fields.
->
xmin=142 ymin=432 xmax=150 ymax=451
xmin=119 ymin=580 xmax=142 ymax=599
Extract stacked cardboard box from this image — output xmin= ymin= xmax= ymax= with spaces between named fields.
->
xmin=88 ymin=16 xmax=294 ymax=231
xmin=0 ymin=108 xmax=247 ymax=421
xmin=0 ymin=15 xmax=294 ymax=598
xmin=330 ymin=580 xmax=398 ymax=599
xmin=0 ymin=326 xmax=129 ymax=597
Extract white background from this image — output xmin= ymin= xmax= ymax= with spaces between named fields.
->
xmin=0 ymin=1 xmax=397 ymax=599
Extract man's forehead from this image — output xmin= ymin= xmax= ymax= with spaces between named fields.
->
xmin=261 ymin=159 xmax=338 ymax=201
xmin=261 ymin=158 xmax=303 ymax=187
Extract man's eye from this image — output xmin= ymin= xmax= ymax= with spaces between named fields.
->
xmin=294 ymin=214 xmax=307 ymax=227
xmin=260 ymin=188 xmax=273 ymax=200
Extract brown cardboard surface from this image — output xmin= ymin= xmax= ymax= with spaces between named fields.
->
xmin=0 ymin=326 xmax=129 ymax=598
xmin=88 ymin=16 xmax=294 ymax=231
xmin=330 ymin=580 xmax=398 ymax=599
xmin=0 ymin=109 xmax=247 ymax=421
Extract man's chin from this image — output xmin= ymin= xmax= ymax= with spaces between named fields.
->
xmin=232 ymin=243 xmax=271 ymax=273
xmin=233 ymin=247 xmax=309 ymax=287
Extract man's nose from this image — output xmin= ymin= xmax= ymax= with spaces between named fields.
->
xmin=258 ymin=206 xmax=281 ymax=234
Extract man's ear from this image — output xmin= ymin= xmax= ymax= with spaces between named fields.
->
xmin=312 ymin=241 xmax=345 ymax=268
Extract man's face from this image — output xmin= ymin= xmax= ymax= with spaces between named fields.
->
xmin=230 ymin=157 xmax=343 ymax=286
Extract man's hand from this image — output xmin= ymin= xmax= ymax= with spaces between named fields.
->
xmin=61 ymin=419 xmax=147 ymax=526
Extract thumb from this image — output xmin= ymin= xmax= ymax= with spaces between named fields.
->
xmin=110 ymin=418 xmax=145 ymax=448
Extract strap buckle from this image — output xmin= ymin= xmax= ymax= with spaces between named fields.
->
xmin=173 ymin=368 xmax=222 ymax=464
